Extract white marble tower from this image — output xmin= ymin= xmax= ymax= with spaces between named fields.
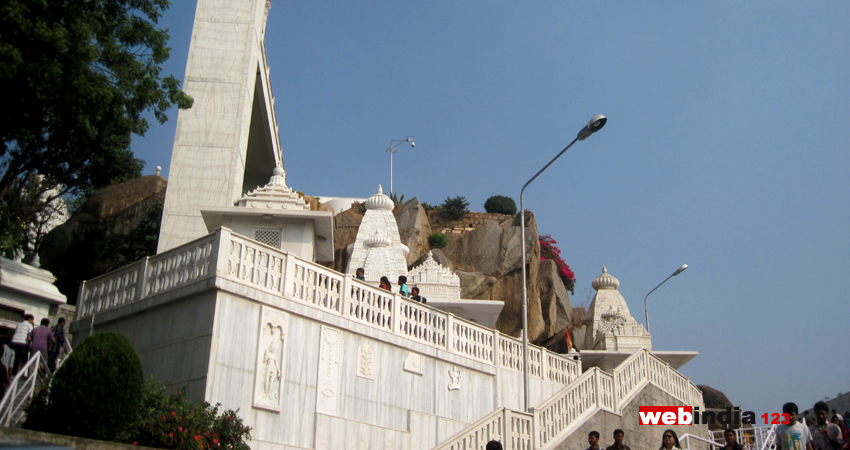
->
xmin=158 ymin=0 xmax=282 ymax=252
xmin=345 ymin=186 xmax=409 ymax=282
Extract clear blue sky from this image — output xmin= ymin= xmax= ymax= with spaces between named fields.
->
xmin=133 ymin=1 xmax=849 ymax=417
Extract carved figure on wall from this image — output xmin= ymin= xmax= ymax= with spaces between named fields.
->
xmin=448 ymin=366 xmax=461 ymax=390
xmin=253 ymin=306 xmax=288 ymax=412
xmin=404 ymin=352 xmax=424 ymax=375
xmin=262 ymin=335 xmax=282 ymax=399
xmin=357 ymin=341 xmax=375 ymax=380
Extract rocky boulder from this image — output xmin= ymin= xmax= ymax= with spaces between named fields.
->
xmin=537 ymin=259 xmax=573 ymax=337
xmin=39 ymin=175 xmax=166 ymax=303
xmin=440 ymin=211 xmax=562 ymax=343
xmin=394 ymin=198 xmax=431 ymax=266
xmin=327 ymin=206 xmax=364 ymax=272
xmin=698 ymin=385 xmax=734 ymax=409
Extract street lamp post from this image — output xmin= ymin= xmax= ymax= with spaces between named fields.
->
xmin=386 ymin=136 xmax=415 ymax=194
xmin=519 ymin=115 xmax=607 ymax=412
xmin=643 ymin=264 xmax=688 ymax=332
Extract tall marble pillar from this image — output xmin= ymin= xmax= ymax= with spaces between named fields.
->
xmin=158 ymin=0 xmax=283 ymax=252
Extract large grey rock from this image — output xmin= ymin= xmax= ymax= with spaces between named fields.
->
xmin=394 ymin=198 xmax=432 ymax=265
xmin=441 ymin=212 xmax=549 ymax=342
xmin=456 ymin=270 xmax=497 ymax=298
xmin=329 ymin=207 xmax=363 ymax=272
xmin=537 ymin=259 xmax=573 ymax=337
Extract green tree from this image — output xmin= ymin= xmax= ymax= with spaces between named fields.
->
xmin=483 ymin=195 xmax=517 ymax=215
xmin=0 ymin=0 xmax=193 ymax=255
xmin=438 ymin=196 xmax=470 ymax=221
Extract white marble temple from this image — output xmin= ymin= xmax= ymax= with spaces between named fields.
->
xmin=583 ymin=267 xmax=652 ymax=352
xmin=345 ymin=186 xmax=409 ymax=282
xmin=0 ymin=256 xmax=67 ymax=331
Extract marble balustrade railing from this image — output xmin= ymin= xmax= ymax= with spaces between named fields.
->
xmin=76 ymin=228 xmax=581 ymax=386
xmin=432 ymin=407 xmax=533 ymax=450
xmin=435 ymin=348 xmax=704 ymax=450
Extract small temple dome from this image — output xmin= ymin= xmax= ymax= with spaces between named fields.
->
xmin=592 ymin=266 xmax=620 ymax=291
xmin=364 ymin=185 xmax=394 ymax=211
xmin=365 ymin=230 xmax=391 ymax=248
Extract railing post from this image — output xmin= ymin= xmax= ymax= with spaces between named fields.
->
xmin=445 ymin=313 xmax=455 ymax=353
xmin=137 ymin=256 xmax=150 ymax=301
xmin=493 ymin=330 xmax=501 ymax=366
xmin=392 ymin=293 xmax=400 ymax=335
xmin=214 ymin=228 xmax=232 ymax=277
xmin=76 ymin=280 xmax=87 ymax=318
xmin=531 ymin=407 xmax=541 ymax=450
xmin=282 ymin=252 xmax=296 ymax=299
xmin=502 ymin=408 xmax=512 ymax=450
xmin=541 ymin=347 xmax=549 ymax=382
xmin=593 ymin=368 xmax=601 ymax=409
xmin=339 ymin=274 xmax=350 ymax=317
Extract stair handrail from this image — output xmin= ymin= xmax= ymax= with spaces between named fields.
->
xmin=0 ymin=351 xmax=44 ymax=427
xmin=760 ymin=424 xmax=778 ymax=450
xmin=680 ymin=433 xmax=726 ymax=450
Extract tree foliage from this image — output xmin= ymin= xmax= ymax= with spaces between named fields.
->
xmin=437 ymin=196 xmax=470 ymax=221
xmin=483 ymin=195 xmax=517 ymax=215
xmin=0 ymin=0 xmax=192 ymax=255
xmin=25 ymin=332 xmax=146 ymax=440
xmin=427 ymin=232 xmax=448 ymax=249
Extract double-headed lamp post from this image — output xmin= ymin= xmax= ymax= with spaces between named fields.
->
xmin=519 ymin=115 xmax=607 ymax=412
xmin=386 ymin=136 xmax=415 ymax=194
xmin=643 ymin=264 xmax=688 ymax=332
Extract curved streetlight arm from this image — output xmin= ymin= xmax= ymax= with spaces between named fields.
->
xmin=386 ymin=137 xmax=414 ymax=193
xmin=519 ymin=136 xmax=579 ymax=412
xmin=643 ymin=265 xmax=687 ymax=332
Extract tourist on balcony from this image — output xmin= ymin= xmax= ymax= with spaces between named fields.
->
xmin=410 ymin=287 xmax=427 ymax=304
xmin=607 ymin=429 xmax=631 ymax=450
xmin=776 ymin=402 xmax=813 ymax=450
xmin=379 ymin=276 xmax=392 ymax=291
xmin=721 ymin=429 xmax=743 ymax=450
xmin=355 ymin=268 xmax=366 ymax=281
xmin=10 ymin=314 xmax=34 ymax=374
xmin=28 ymin=318 xmax=55 ymax=374
xmin=47 ymin=317 xmax=67 ymax=372
xmin=660 ymin=430 xmax=681 ymax=450
xmin=810 ymin=401 xmax=843 ymax=450
xmin=398 ymin=276 xmax=410 ymax=297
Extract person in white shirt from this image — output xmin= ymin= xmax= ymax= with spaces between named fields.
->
xmin=777 ymin=402 xmax=814 ymax=450
xmin=10 ymin=314 xmax=34 ymax=374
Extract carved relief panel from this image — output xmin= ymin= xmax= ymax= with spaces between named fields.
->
xmin=356 ymin=341 xmax=375 ymax=380
xmin=253 ymin=306 xmax=289 ymax=411
xmin=316 ymin=326 xmax=342 ymax=416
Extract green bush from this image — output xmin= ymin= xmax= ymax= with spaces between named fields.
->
xmin=421 ymin=202 xmax=435 ymax=212
xmin=438 ymin=196 xmax=469 ymax=221
xmin=25 ymin=332 xmax=145 ymax=440
xmin=121 ymin=379 xmax=251 ymax=450
xmin=484 ymin=195 xmax=517 ymax=215
xmin=428 ymin=232 xmax=448 ymax=249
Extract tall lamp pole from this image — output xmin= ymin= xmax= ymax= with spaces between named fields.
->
xmin=643 ymin=264 xmax=688 ymax=332
xmin=519 ymin=115 xmax=607 ymax=412
xmin=386 ymin=136 xmax=415 ymax=194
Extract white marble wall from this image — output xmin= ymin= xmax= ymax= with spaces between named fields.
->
xmin=72 ymin=269 xmax=571 ymax=450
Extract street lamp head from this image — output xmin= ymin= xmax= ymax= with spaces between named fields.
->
xmin=673 ymin=264 xmax=688 ymax=276
xmin=577 ymin=114 xmax=608 ymax=141
xmin=410 ymin=141 xmax=415 ymax=148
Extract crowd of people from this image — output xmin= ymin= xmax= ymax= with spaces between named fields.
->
xmin=777 ymin=401 xmax=848 ymax=450
xmin=480 ymin=401 xmax=849 ymax=450
xmin=354 ymin=268 xmax=427 ymax=304
xmin=3 ymin=314 xmax=68 ymax=379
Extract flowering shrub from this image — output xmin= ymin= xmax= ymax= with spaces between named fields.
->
xmin=539 ymin=235 xmax=576 ymax=294
xmin=121 ymin=379 xmax=251 ymax=450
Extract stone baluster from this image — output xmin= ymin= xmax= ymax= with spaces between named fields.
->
xmin=137 ymin=256 xmax=150 ymax=301
xmin=501 ymin=408 xmax=512 ymax=450
xmin=339 ymin=274 xmax=350 ymax=319
xmin=541 ymin=347 xmax=549 ymax=382
xmin=493 ymin=330 xmax=501 ymax=369
xmin=445 ymin=313 xmax=455 ymax=354
xmin=281 ymin=247 xmax=297 ymax=299
xmin=391 ymin=292 xmax=400 ymax=335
